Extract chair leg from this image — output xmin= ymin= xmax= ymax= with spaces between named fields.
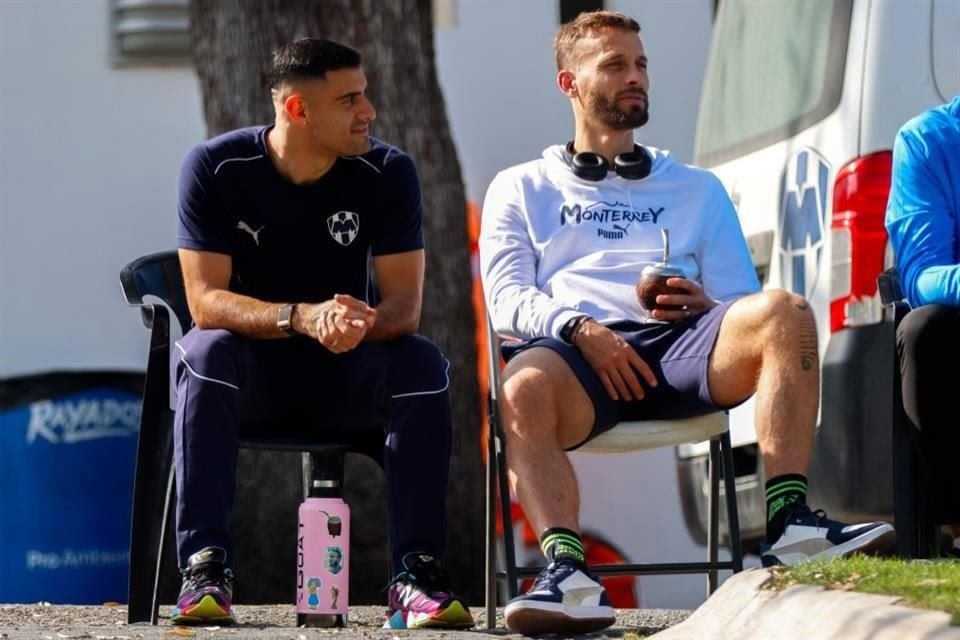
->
xmin=485 ymin=409 xmax=498 ymax=630
xmin=152 ymin=463 xmax=176 ymax=624
xmin=720 ymin=430 xmax=743 ymax=572
xmin=128 ymin=313 xmax=173 ymax=624
xmin=707 ymin=439 xmax=720 ymax=595
xmin=128 ymin=412 xmax=174 ymax=624
xmin=891 ymin=327 xmax=936 ymax=559
xmin=496 ymin=430 xmax=520 ymax=600
xmin=894 ymin=408 xmax=920 ymax=558
xmin=127 ymin=440 xmax=166 ymax=623
xmin=917 ymin=461 xmax=940 ymax=557
xmin=301 ymin=452 xmax=312 ymax=500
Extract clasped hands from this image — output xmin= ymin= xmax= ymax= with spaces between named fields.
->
xmin=575 ymin=277 xmax=716 ymax=401
xmin=297 ymin=294 xmax=377 ymax=354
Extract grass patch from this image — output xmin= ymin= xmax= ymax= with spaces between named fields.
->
xmin=767 ymin=555 xmax=960 ymax=625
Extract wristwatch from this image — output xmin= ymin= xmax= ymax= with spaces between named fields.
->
xmin=277 ymin=303 xmax=298 ymax=336
xmin=559 ymin=315 xmax=591 ymax=344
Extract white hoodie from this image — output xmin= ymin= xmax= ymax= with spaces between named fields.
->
xmin=479 ymin=144 xmax=760 ymax=340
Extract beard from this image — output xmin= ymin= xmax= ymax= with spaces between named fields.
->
xmin=310 ymin=123 xmax=372 ymax=157
xmin=344 ymin=135 xmax=372 ymax=156
xmin=588 ymin=88 xmax=649 ymax=130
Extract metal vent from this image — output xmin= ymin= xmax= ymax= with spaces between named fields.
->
xmin=111 ymin=0 xmax=191 ymax=66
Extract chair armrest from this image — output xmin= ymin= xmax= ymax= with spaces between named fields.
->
xmin=133 ymin=302 xmax=161 ymax=331
xmin=119 ymin=251 xmax=192 ymax=333
xmin=878 ymin=267 xmax=908 ymax=309
xmin=877 ymin=267 xmax=910 ymax=327
xmin=877 ymin=268 xmax=912 ymax=327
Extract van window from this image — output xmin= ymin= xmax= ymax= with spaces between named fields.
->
xmin=694 ymin=0 xmax=853 ymax=167
xmin=932 ymin=0 xmax=960 ymax=100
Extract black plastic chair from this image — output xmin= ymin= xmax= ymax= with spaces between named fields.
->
xmin=878 ymin=266 xmax=943 ymax=558
xmin=119 ymin=250 xmax=385 ymax=624
xmin=482 ymin=317 xmax=742 ymax=627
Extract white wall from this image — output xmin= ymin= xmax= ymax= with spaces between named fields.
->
xmin=0 ymin=0 xmax=206 ymax=377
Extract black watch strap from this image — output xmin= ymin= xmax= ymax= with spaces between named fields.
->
xmin=559 ymin=315 xmax=590 ymax=344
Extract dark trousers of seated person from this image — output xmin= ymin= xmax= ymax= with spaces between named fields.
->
xmin=172 ymin=328 xmax=453 ymax=572
xmin=897 ymin=304 xmax=960 ymax=517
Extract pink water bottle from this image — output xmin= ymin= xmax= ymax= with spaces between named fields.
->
xmin=296 ymin=454 xmax=350 ymax=627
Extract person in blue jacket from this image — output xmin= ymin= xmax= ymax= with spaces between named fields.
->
xmin=885 ymin=95 xmax=960 ymax=555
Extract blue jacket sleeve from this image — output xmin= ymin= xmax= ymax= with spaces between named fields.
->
xmin=884 ymin=128 xmax=960 ymax=307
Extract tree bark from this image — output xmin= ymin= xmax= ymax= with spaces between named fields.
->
xmin=184 ymin=0 xmax=483 ymax=606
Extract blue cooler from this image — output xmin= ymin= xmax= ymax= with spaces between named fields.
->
xmin=0 ymin=372 xmax=143 ymax=604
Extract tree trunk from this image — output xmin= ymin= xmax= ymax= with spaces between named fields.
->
xmin=184 ymin=0 xmax=483 ymax=606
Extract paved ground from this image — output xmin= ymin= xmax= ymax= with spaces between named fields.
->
xmin=0 ymin=605 xmax=690 ymax=639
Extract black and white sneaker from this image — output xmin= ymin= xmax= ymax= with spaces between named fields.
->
xmin=761 ymin=504 xmax=895 ymax=567
xmin=504 ymin=558 xmax=615 ymax=635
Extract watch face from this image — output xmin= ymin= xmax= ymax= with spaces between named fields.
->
xmin=278 ymin=304 xmax=296 ymax=334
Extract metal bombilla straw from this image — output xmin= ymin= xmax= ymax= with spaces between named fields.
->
xmin=661 ymin=228 xmax=670 ymax=265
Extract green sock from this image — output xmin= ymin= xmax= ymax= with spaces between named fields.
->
xmin=765 ymin=474 xmax=807 ymax=542
xmin=540 ymin=527 xmax=585 ymax=564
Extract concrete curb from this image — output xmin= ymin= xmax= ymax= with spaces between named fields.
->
xmin=649 ymin=568 xmax=960 ymax=640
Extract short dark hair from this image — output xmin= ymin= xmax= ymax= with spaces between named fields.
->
xmin=268 ymin=38 xmax=362 ymax=89
xmin=554 ymin=10 xmax=641 ymax=71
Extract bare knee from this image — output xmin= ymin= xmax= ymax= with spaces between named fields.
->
xmin=500 ymin=357 xmax=560 ymax=438
xmin=739 ymin=288 xmax=812 ymax=334
xmin=741 ymin=289 xmax=818 ymax=366
xmin=751 ymin=289 xmax=812 ymax=325
xmin=498 ymin=348 xmax=593 ymax=444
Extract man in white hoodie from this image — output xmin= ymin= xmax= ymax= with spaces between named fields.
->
xmin=479 ymin=10 xmax=895 ymax=636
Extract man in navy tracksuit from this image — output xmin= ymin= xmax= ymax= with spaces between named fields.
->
xmin=169 ymin=38 xmax=473 ymax=630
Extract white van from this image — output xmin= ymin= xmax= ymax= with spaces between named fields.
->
xmin=677 ymin=0 xmax=960 ymax=549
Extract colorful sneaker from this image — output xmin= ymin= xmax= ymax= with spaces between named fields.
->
xmin=504 ymin=558 xmax=615 ymax=635
xmin=382 ymin=552 xmax=474 ymax=629
xmin=169 ymin=547 xmax=236 ymax=625
xmin=761 ymin=504 xmax=896 ymax=567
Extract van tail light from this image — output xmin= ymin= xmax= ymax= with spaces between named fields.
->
xmin=829 ymin=151 xmax=892 ymax=333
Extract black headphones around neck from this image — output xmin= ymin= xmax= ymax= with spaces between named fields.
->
xmin=565 ymin=141 xmax=652 ymax=181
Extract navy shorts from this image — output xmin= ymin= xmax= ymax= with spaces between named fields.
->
xmin=501 ymin=301 xmax=744 ymax=450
